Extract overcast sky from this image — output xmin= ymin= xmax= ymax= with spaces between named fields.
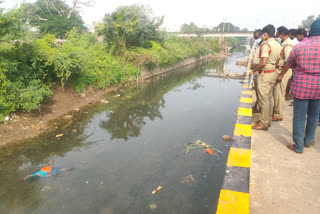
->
xmin=3 ymin=0 xmax=320 ymax=31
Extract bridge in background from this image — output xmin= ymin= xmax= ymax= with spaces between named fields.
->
xmin=175 ymin=31 xmax=254 ymax=38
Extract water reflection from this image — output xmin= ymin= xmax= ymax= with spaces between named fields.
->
xmin=100 ymin=98 xmax=165 ymax=140
xmin=96 ymin=61 xmax=210 ymax=141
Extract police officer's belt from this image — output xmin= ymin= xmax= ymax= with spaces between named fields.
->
xmin=258 ymin=69 xmax=275 ymax=74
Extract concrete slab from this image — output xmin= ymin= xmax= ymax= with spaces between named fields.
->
xmin=250 ymin=100 xmax=320 ymax=214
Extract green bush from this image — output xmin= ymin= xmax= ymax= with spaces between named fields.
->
xmin=0 ymin=80 xmax=52 ymax=120
xmin=125 ymin=36 xmax=220 ymax=69
xmin=19 ymin=80 xmax=52 ymax=112
xmin=61 ymin=30 xmax=141 ymax=91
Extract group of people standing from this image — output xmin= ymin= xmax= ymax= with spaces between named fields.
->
xmin=250 ymin=19 xmax=320 ymax=154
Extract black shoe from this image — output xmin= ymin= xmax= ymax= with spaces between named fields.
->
xmin=252 ymin=108 xmax=261 ymax=113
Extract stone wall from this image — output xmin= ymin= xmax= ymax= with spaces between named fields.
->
xmin=140 ymin=54 xmax=217 ymax=79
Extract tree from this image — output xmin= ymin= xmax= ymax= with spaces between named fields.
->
xmin=180 ymin=22 xmax=200 ymax=33
xmin=215 ymin=22 xmax=240 ymax=32
xmin=21 ymin=0 xmax=90 ymax=37
xmin=180 ymin=23 xmax=211 ymax=35
xmin=0 ymin=8 xmax=24 ymax=40
xmin=99 ymin=8 xmax=137 ymax=55
xmin=299 ymin=15 xmax=320 ymax=30
xmin=99 ymin=5 xmax=164 ymax=55
xmin=123 ymin=5 xmax=164 ymax=48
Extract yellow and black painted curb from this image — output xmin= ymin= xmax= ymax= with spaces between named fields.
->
xmin=216 ymin=52 xmax=253 ymax=214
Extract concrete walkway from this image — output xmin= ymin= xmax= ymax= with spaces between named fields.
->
xmin=250 ymin=100 xmax=320 ymax=214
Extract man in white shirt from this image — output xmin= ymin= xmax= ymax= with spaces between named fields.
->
xmin=289 ymin=29 xmax=299 ymax=46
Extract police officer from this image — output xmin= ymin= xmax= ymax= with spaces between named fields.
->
xmin=273 ymin=26 xmax=294 ymax=121
xmin=251 ymin=29 xmax=263 ymax=113
xmin=251 ymin=25 xmax=281 ymax=130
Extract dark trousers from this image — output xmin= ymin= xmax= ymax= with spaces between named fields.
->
xmin=293 ymin=98 xmax=320 ymax=152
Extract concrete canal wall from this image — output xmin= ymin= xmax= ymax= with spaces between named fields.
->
xmin=216 ymin=51 xmax=253 ymax=214
xmin=140 ymin=54 xmax=218 ymax=79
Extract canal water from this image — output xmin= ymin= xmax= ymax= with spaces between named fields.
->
xmin=0 ymin=51 xmax=247 ymax=214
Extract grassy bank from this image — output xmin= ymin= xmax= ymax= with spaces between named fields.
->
xmin=0 ymin=31 xmax=221 ymax=122
xmin=0 ymin=2 xmax=226 ymax=122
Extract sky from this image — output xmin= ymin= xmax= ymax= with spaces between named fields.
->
xmin=2 ymin=0 xmax=320 ymax=31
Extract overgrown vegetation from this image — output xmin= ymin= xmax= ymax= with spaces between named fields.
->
xmin=0 ymin=2 xmax=224 ymax=122
xmin=126 ymin=36 xmax=220 ymax=69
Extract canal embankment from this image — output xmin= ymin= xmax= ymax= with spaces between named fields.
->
xmin=0 ymin=53 xmax=225 ymax=147
xmin=216 ymin=51 xmax=253 ymax=214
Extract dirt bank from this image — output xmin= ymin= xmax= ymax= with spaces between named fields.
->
xmin=0 ymin=86 xmax=118 ymax=147
xmin=0 ymin=54 xmax=224 ymax=147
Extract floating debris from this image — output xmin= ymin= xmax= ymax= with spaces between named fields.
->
xmin=41 ymin=185 xmax=52 ymax=191
xmin=125 ymin=96 xmax=132 ymax=100
xmin=113 ymin=94 xmax=120 ymax=97
xmin=152 ymin=186 xmax=162 ymax=195
xmin=181 ymin=174 xmax=197 ymax=185
xmin=206 ymin=148 xmax=215 ymax=155
xmin=72 ymin=129 xmax=77 ymax=133
xmin=63 ymin=115 xmax=73 ymax=120
xmin=222 ymin=135 xmax=233 ymax=141
xmin=62 ymin=120 xmax=73 ymax=129
xmin=100 ymin=99 xmax=109 ymax=104
xmin=184 ymin=140 xmax=223 ymax=154
xmin=149 ymin=203 xmax=157 ymax=210
xmin=85 ymin=181 xmax=89 ymax=184
xmin=56 ymin=134 xmax=63 ymax=138
xmin=184 ymin=140 xmax=212 ymax=153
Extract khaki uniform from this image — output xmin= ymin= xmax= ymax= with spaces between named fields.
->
xmin=252 ymin=43 xmax=262 ymax=111
xmin=257 ymin=38 xmax=281 ymax=125
xmin=273 ymin=38 xmax=294 ymax=118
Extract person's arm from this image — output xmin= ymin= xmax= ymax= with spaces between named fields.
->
xmin=250 ymin=58 xmax=267 ymax=75
xmin=250 ymin=44 xmax=268 ymax=75
xmin=276 ymin=64 xmax=290 ymax=82
xmin=277 ymin=46 xmax=296 ymax=82
xmin=23 ymin=175 xmax=32 ymax=181
xmin=251 ymin=64 xmax=258 ymax=69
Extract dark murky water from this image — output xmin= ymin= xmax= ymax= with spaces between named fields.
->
xmin=0 ymin=52 xmax=247 ymax=214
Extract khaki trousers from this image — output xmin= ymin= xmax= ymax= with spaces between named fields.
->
xmin=257 ymin=71 xmax=277 ymax=125
xmin=253 ymin=73 xmax=261 ymax=111
xmin=273 ymin=69 xmax=293 ymax=118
